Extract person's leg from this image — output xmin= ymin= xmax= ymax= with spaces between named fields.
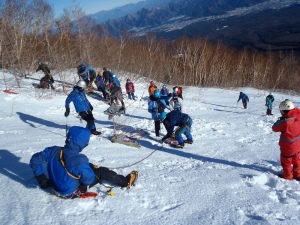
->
xmin=280 ymin=155 xmax=293 ymax=180
xmin=154 ymin=120 xmax=160 ymax=137
xmin=292 ymin=153 xmax=300 ymax=179
xmin=128 ymin=93 xmax=132 ymax=99
xmin=80 ymin=111 xmax=96 ymax=132
xmin=88 ymin=164 xmax=130 ymax=188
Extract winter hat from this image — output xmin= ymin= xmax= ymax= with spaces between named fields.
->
xmin=127 ymin=78 xmax=130 ymax=82
xmin=163 ymin=84 xmax=167 ymax=89
xmin=103 ymin=67 xmax=107 ymax=71
xmin=153 ymin=90 xmax=160 ymax=99
xmin=150 ymin=81 xmax=155 ymax=85
xmin=88 ymin=66 xmax=93 ymax=71
xmin=65 ymin=126 xmax=90 ymax=150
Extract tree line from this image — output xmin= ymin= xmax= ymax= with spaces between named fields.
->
xmin=1 ymin=0 xmax=299 ymax=92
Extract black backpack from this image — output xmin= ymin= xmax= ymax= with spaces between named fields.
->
xmin=157 ymin=101 xmax=164 ymax=113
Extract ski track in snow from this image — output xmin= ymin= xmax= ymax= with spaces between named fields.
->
xmin=1 ymin=72 xmax=300 ymax=224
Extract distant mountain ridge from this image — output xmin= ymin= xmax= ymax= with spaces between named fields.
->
xmin=92 ymin=0 xmax=300 ymax=51
xmin=89 ymin=0 xmax=176 ymax=23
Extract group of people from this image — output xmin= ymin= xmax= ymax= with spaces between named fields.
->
xmin=237 ymin=91 xmax=275 ymax=116
xmin=31 ymin=63 xmax=143 ymax=199
xmin=237 ymin=91 xmax=300 ymax=181
xmin=147 ymin=80 xmax=192 ymax=148
xmin=32 ymin=61 xmax=300 ymax=199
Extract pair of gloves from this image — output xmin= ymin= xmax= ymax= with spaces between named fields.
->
xmin=64 ymin=104 xmax=93 ymax=117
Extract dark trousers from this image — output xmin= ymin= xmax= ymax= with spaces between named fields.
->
xmin=79 ymin=110 xmax=96 ymax=131
xmin=155 ymin=120 xmax=161 ymax=137
xmin=98 ymin=86 xmax=107 ymax=99
xmin=89 ymin=164 xmax=130 ymax=188
xmin=242 ymin=100 xmax=247 ymax=109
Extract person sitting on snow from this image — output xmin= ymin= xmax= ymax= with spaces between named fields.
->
xmin=64 ymin=80 xmax=100 ymax=135
xmin=30 ymin=126 xmax=138 ymax=199
xmin=272 ymin=99 xmax=300 ymax=180
xmin=237 ymin=92 xmax=249 ymax=109
xmin=148 ymin=90 xmax=170 ymax=137
xmin=160 ymin=110 xmax=193 ymax=148
xmin=125 ymin=78 xmax=136 ymax=100
xmin=265 ymin=92 xmax=275 ymax=115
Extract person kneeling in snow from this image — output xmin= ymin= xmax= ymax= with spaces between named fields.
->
xmin=30 ymin=126 xmax=138 ymax=199
xmin=64 ymin=80 xmax=100 ymax=135
xmin=272 ymin=99 xmax=300 ymax=180
xmin=160 ymin=110 xmax=193 ymax=148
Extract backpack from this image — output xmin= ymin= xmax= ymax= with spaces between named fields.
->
xmin=178 ymin=87 xmax=182 ymax=94
xmin=157 ymin=101 xmax=164 ymax=113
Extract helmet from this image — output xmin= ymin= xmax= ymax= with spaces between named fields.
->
xmin=88 ymin=66 xmax=93 ymax=71
xmin=98 ymin=71 xmax=103 ymax=76
xmin=76 ymin=80 xmax=87 ymax=89
xmin=160 ymin=112 xmax=167 ymax=121
xmin=103 ymin=67 xmax=107 ymax=71
xmin=163 ymin=84 xmax=167 ymax=89
xmin=150 ymin=81 xmax=155 ymax=85
xmin=153 ymin=90 xmax=160 ymax=98
xmin=80 ymin=62 xmax=86 ymax=67
xmin=279 ymin=99 xmax=295 ymax=111
xmin=269 ymin=92 xmax=273 ymax=95
xmin=37 ymin=61 xmax=42 ymax=65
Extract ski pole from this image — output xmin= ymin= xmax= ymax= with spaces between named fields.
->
xmin=66 ymin=117 xmax=68 ymax=137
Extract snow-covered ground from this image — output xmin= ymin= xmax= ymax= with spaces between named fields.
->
xmin=1 ymin=71 xmax=300 ymax=225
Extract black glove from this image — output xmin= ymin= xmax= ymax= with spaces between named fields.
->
xmin=64 ymin=108 xmax=70 ymax=117
xmin=90 ymin=104 xmax=93 ymax=111
xmin=152 ymin=108 xmax=158 ymax=113
xmin=36 ymin=174 xmax=52 ymax=189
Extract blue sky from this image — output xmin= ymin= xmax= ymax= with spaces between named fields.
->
xmin=47 ymin=0 xmax=142 ymax=16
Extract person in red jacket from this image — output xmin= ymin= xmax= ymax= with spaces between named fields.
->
xmin=125 ymin=78 xmax=136 ymax=100
xmin=272 ymin=99 xmax=300 ymax=180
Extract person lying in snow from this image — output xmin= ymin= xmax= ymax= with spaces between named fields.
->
xmin=30 ymin=126 xmax=138 ymax=199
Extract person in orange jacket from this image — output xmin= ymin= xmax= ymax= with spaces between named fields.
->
xmin=148 ymin=80 xmax=158 ymax=96
xmin=272 ymin=99 xmax=300 ymax=180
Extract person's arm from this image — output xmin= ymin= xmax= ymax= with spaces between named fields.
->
xmin=272 ymin=118 xmax=286 ymax=132
xmin=30 ymin=147 xmax=54 ymax=189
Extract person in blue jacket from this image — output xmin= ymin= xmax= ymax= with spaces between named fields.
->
xmin=64 ymin=80 xmax=100 ymax=135
xmin=30 ymin=126 xmax=138 ymax=199
xmin=160 ymin=110 xmax=193 ymax=148
xmin=148 ymin=90 xmax=170 ymax=137
xmin=160 ymin=84 xmax=170 ymax=106
xmin=265 ymin=92 xmax=275 ymax=115
xmin=237 ymin=92 xmax=249 ymax=109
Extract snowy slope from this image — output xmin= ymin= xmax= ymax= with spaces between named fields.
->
xmin=1 ymin=70 xmax=300 ymax=225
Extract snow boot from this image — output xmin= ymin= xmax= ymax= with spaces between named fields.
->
xmin=91 ymin=130 xmax=101 ymax=135
xmin=127 ymin=171 xmax=138 ymax=189
xmin=174 ymin=142 xmax=184 ymax=148
xmin=184 ymin=139 xmax=193 ymax=144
